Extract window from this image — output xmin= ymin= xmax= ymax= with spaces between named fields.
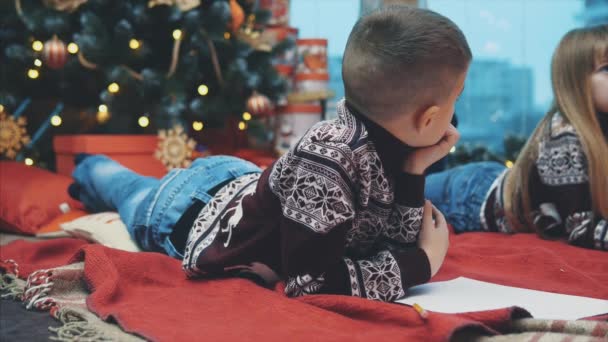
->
xmin=290 ymin=0 xmax=602 ymax=155
xmin=427 ymin=0 xmax=588 ymax=153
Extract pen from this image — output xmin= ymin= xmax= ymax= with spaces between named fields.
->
xmin=413 ymin=303 xmax=428 ymax=319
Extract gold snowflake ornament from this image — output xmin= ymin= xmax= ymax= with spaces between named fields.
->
xmin=42 ymin=0 xmax=88 ymax=12
xmin=155 ymin=125 xmax=197 ymax=170
xmin=0 ymin=111 xmax=30 ymax=159
xmin=148 ymin=0 xmax=201 ymax=11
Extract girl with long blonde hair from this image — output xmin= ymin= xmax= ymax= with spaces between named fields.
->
xmin=425 ymin=24 xmax=608 ymax=250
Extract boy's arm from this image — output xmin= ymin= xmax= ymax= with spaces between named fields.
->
xmin=282 ymin=200 xmax=444 ymax=301
xmin=272 ymin=140 xmax=434 ymax=301
xmin=280 ymin=216 xmax=432 ymax=301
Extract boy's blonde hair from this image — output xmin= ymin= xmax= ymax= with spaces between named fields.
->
xmin=505 ymin=25 xmax=608 ymax=233
xmin=342 ymin=6 xmax=472 ymax=118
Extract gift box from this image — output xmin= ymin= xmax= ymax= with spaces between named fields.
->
xmin=274 ymin=103 xmax=322 ymax=155
xmin=53 ymin=135 xmax=167 ymax=179
xmin=296 ymin=39 xmax=328 ymax=74
xmin=258 ymin=0 xmax=290 ymax=26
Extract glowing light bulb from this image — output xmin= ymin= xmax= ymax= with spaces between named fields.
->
xmin=34 ymin=59 xmax=42 ymax=67
xmin=25 ymin=158 xmax=34 ymax=166
xmin=192 ymin=121 xmax=204 ymax=131
xmin=28 ymin=69 xmax=40 ymax=79
xmin=238 ymin=121 xmax=247 ymax=131
xmin=449 ymin=146 xmax=456 ymax=153
xmin=51 ymin=115 xmax=62 ymax=126
xmin=98 ymin=104 xmax=108 ymax=113
xmin=32 ymin=40 xmax=43 ymax=52
xmin=242 ymin=112 xmax=252 ymax=121
xmin=224 ymin=32 xmax=231 ymax=39
xmin=198 ymin=84 xmax=209 ymax=96
xmin=67 ymin=42 xmax=79 ymax=54
xmin=505 ymin=160 xmax=514 ymax=168
xmin=129 ymin=39 xmax=141 ymax=50
xmin=172 ymin=29 xmax=183 ymax=40
xmin=108 ymin=82 xmax=120 ymax=93
xmin=97 ymin=110 xmax=110 ymax=123
xmin=138 ymin=116 xmax=150 ymax=127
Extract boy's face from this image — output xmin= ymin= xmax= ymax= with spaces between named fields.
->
xmin=417 ymin=69 xmax=467 ymax=147
xmin=371 ymin=67 xmax=468 ymax=148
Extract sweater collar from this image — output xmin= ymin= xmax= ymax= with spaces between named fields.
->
xmin=340 ymin=100 xmax=414 ymax=175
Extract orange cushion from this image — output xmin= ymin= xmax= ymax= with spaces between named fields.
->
xmin=0 ymin=161 xmax=83 ymax=235
xmin=37 ymin=210 xmax=89 ymax=234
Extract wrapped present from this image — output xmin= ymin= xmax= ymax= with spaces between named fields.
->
xmin=54 ymin=135 xmax=167 ymax=178
xmin=296 ymin=39 xmax=328 ymax=74
xmin=274 ymin=103 xmax=322 ymax=155
xmin=258 ymin=0 xmax=290 ymax=26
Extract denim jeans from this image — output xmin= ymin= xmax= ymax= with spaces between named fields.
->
xmin=424 ymin=162 xmax=506 ymax=232
xmin=72 ymin=155 xmax=262 ymax=258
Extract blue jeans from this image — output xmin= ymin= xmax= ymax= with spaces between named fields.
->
xmin=424 ymin=162 xmax=506 ymax=232
xmin=72 ymin=155 xmax=262 ymax=258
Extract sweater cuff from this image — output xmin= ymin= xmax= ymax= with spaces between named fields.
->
xmin=394 ymin=173 xmax=425 ymax=207
xmin=397 ymin=247 xmax=431 ymax=289
xmin=321 ymin=260 xmax=353 ymax=296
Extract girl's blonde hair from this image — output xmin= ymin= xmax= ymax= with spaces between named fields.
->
xmin=504 ymin=24 xmax=608 ymax=233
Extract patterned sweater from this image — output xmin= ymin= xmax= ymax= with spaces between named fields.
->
xmin=481 ymin=112 xmax=608 ymax=250
xmin=182 ymin=100 xmax=430 ymax=301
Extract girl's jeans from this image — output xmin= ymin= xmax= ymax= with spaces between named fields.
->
xmin=424 ymin=162 xmax=506 ymax=232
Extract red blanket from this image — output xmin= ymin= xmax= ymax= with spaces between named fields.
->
xmin=2 ymin=232 xmax=607 ymax=342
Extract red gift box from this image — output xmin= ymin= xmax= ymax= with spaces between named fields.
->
xmin=53 ymin=135 xmax=167 ymax=179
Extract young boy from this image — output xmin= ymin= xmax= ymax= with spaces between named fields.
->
xmin=69 ymin=6 xmax=470 ymax=302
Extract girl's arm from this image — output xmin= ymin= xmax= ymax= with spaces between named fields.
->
xmin=530 ymin=132 xmax=607 ymax=250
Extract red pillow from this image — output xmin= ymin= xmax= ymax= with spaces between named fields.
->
xmin=0 ymin=161 xmax=83 ymax=235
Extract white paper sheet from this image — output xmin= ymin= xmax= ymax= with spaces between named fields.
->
xmin=396 ymin=277 xmax=608 ymax=320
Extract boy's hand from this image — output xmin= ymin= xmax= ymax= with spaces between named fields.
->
xmin=417 ymin=201 xmax=449 ymax=278
xmin=402 ymin=124 xmax=460 ymax=175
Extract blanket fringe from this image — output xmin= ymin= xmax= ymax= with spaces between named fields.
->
xmin=1 ymin=260 xmax=143 ymax=342
xmin=0 ymin=273 xmax=25 ymax=300
xmin=49 ymin=306 xmax=145 ymax=342
xmin=49 ymin=320 xmax=110 ymax=342
xmin=23 ymin=268 xmax=57 ymax=310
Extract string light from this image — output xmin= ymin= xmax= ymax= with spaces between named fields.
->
xmin=0 ymin=104 xmax=4 ymax=113
xmin=242 ymin=112 xmax=252 ymax=121
xmin=172 ymin=29 xmax=183 ymax=40
xmin=25 ymin=158 xmax=34 ymax=166
xmin=224 ymin=32 xmax=231 ymax=39
xmin=449 ymin=146 xmax=456 ymax=153
xmin=51 ymin=115 xmax=62 ymax=126
xmin=98 ymin=104 xmax=108 ymax=113
xmin=238 ymin=121 xmax=247 ymax=131
xmin=198 ymin=84 xmax=209 ymax=96
xmin=34 ymin=59 xmax=42 ymax=67
xmin=28 ymin=69 xmax=40 ymax=79
xmin=97 ymin=110 xmax=111 ymax=123
xmin=138 ymin=116 xmax=150 ymax=127
xmin=67 ymin=42 xmax=79 ymax=54
xmin=32 ymin=40 xmax=43 ymax=52
xmin=108 ymin=82 xmax=120 ymax=93
xmin=192 ymin=121 xmax=204 ymax=131
xmin=129 ymin=39 xmax=141 ymax=50
xmin=505 ymin=160 xmax=514 ymax=168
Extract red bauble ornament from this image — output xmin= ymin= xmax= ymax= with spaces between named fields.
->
xmin=246 ymin=92 xmax=273 ymax=116
xmin=43 ymin=36 xmax=68 ymax=69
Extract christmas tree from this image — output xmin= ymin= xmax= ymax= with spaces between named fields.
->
xmin=0 ymin=0 xmax=289 ymax=167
